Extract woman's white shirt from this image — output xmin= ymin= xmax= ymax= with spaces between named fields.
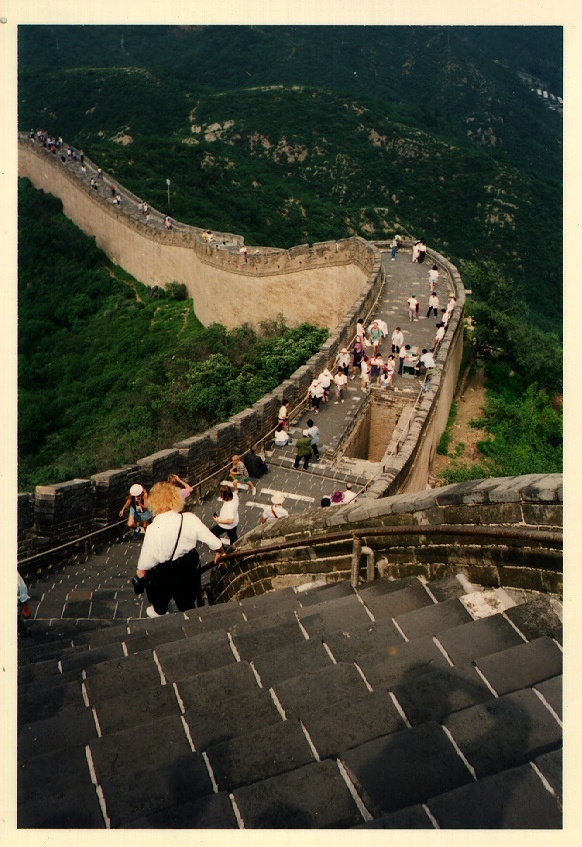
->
xmin=137 ymin=510 xmax=222 ymax=571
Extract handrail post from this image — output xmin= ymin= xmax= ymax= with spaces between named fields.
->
xmin=351 ymin=536 xmax=362 ymax=589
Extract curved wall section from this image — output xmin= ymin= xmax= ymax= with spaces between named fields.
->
xmin=18 ymin=138 xmax=369 ymax=330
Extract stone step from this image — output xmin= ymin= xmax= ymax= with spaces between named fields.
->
xmin=272 ymin=662 xmax=369 ymax=720
xmin=175 ymin=661 xmax=262 ymax=713
xmin=340 ymin=721 xmax=474 ymax=818
xmin=533 ymin=674 xmax=562 ymax=721
xmin=391 ymin=664 xmax=494 ymax=726
xmin=88 ymin=714 xmax=193 ymax=783
xmin=18 ymin=743 xmax=95 ymax=803
xmin=356 ymin=574 xmax=429 ymax=599
xmin=300 ymin=689 xmax=406 ymax=759
xmin=358 ymin=579 xmax=435 ymax=620
xmin=435 ymin=612 xmax=526 ymax=666
xmin=475 ymin=636 xmax=562 ymax=696
xmin=238 ymin=585 xmax=302 ymax=614
xmin=231 ymin=758 xmax=364 ymax=828
xmin=323 ymin=618 xmax=404 ymax=662
xmin=99 ymin=752 xmax=213 ymax=828
xmin=532 ymin=747 xmax=562 ymax=800
xmin=18 ymin=677 xmax=85 ymax=724
xmin=83 ymin=655 xmax=163 ymax=707
xmin=18 ymin=636 xmax=74 ymax=663
xmin=184 ymin=687 xmax=282 ymax=750
xmin=503 ymin=596 xmax=563 ymax=640
xmin=296 ymin=580 xmax=356 ymax=606
xmin=356 ymin=635 xmax=451 ymax=691
xmin=206 ymin=718 xmax=316 ymax=792
xmin=355 ymin=804 xmax=434 ymax=828
xmin=18 ymin=783 xmax=106 ymax=828
xmin=250 ymin=638 xmax=334 ymax=689
xmin=18 ymin=704 xmax=98 ymax=760
xmin=425 ymin=760 xmax=562 ymax=828
xmin=120 ymin=791 xmax=238 ymax=829
xmin=94 ymin=682 xmax=181 ymax=736
xmin=442 ymin=687 xmax=562 ymax=779
xmin=58 ymin=641 xmax=127 ymax=673
xmin=230 ymin=619 xmax=306 ymax=662
xmin=155 ymin=628 xmax=236 ymax=682
xmin=421 ymin=572 xmax=476 ymax=602
xmin=393 ymin=596 xmax=474 ymax=640
xmin=297 ymin=595 xmax=374 ymax=638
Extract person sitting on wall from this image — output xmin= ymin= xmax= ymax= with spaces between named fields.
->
xmin=119 ymin=483 xmax=153 ymax=540
xmin=229 ymin=455 xmax=257 ymax=495
xmin=274 ymin=423 xmax=291 ymax=447
xmin=243 ymin=447 xmax=269 ymax=479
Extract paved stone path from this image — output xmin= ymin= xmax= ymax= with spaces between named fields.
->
xmin=22 ymin=140 xmax=458 ymax=620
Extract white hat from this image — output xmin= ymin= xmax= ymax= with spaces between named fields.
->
xmin=271 ymin=492 xmax=286 ymax=505
xmin=302 ymin=429 xmax=310 ymax=436
xmin=130 ymin=483 xmax=144 ymax=497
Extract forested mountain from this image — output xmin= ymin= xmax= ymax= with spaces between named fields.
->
xmin=19 ymin=25 xmax=562 ymax=332
xmin=17 ymin=25 xmax=563 ymax=488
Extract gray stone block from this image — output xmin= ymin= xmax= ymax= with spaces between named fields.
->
xmin=184 ymin=688 xmax=281 ymax=749
xmin=427 ymin=762 xmax=562 ymax=828
xmin=534 ymin=747 xmax=562 ymax=799
xmin=232 ymin=759 xmax=364 ymax=828
xmin=533 ymin=674 xmax=562 ymax=721
xmin=436 ymin=614 xmax=525 ymax=666
xmin=18 ymin=784 xmax=105 ymax=828
xmin=207 ymin=718 xmax=315 ymax=791
xmin=273 ymin=662 xmax=369 ymax=719
xmin=443 ymin=688 xmax=562 ymax=778
xmin=341 ymin=722 xmax=472 ymax=816
xmin=121 ymin=791 xmax=238 ymax=828
xmin=356 ymin=636 xmax=451 ymax=691
xmin=100 ymin=752 xmax=213 ymax=828
xmin=301 ymin=689 xmax=406 ymax=758
xmin=393 ymin=664 xmax=493 ymax=726
xmin=476 ymin=637 xmax=562 ymax=696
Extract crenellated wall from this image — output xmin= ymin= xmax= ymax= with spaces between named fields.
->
xmin=17 ymin=135 xmax=467 ymax=567
xmin=209 ymin=474 xmax=563 ymax=603
xmin=18 ymin=137 xmax=371 ymax=330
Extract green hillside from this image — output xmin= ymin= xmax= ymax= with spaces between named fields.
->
xmin=17 ymin=180 xmax=326 ymax=490
xmin=17 ymin=25 xmax=563 ymax=488
xmin=18 ymin=25 xmax=563 ymax=334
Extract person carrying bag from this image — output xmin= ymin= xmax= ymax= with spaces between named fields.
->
xmin=133 ymin=482 xmax=226 ymax=617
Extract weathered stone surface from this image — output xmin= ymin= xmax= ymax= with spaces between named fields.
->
xmin=393 ymin=665 xmax=493 ymax=726
xmin=341 ymin=722 xmax=472 ymax=816
xmin=232 ymin=759 xmax=363 ymax=828
xmin=443 ymin=688 xmax=562 ymax=778
xmin=207 ymin=718 xmax=315 ymax=791
xmin=121 ymin=792 xmax=238 ymax=828
xmin=427 ymin=762 xmax=562 ymax=828
xmin=475 ymin=638 xmax=562 ymax=696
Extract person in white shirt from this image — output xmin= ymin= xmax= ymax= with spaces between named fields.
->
xmin=261 ymin=492 xmax=289 ymax=524
xmin=433 ymin=324 xmax=446 ymax=350
xmin=334 ymin=369 xmax=348 ymax=403
xmin=318 ymin=368 xmax=333 ymax=403
xmin=274 ymin=423 xmax=290 ymax=446
xmin=407 ymin=295 xmax=419 ymax=322
xmin=446 ymin=296 xmax=456 ymax=315
xmin=342 ymin=483 xmax=357 ymax=503
xmin=391 ymin=327 xmax=404 ymax=355
xmin=136 ymin=482 xmax=225 ymax=617
xmin=306 ymin=419 xmax=320 ymax=460
xmin=420 ymin=349 xmax=436 ymax=370
xmin=210 ymin=481 xmax=240 ymax=546
xmin=335 ymin=347 xmax=351 ymax=374
xmin=307 ymin=378 xmax=324 ymax=414
xmin=278 ymin=403 xmax=289 ymax=429
xmin=360 ymin=355 xmax=371 ymax=390
xmin=428 ymin=265 xmax=439 ymax=291
xmin=427 ymin=293 xmax=439 ymax=319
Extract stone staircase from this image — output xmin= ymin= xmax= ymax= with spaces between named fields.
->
xmin=18 ymin=566 xmax=562 ymax=829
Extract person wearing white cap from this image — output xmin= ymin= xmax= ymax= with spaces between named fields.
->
xmin=261 ymin=492 xmax=289 ymax=524
xmin=119 ymin=483 xmax=152 ymax=539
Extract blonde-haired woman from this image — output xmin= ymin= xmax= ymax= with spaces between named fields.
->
xmin=135 ymin=481 xmax=226 ymax=618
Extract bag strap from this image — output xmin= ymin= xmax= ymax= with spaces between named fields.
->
xmin=170 ymin=513 xmax=184 ymax=561
xmin=271 ymin=506 xmax=279 ymax=519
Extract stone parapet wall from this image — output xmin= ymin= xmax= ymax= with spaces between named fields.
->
xmin=210 ymin=474 xmax=563 ymax=603
xmin=18 ymin=137 xmax=373 ymax=330
xmin=17 ymin=134 xmax=467 ymax=566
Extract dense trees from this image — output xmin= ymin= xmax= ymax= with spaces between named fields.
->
xmin=18 ymin=180 xmax=327 ymax=490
